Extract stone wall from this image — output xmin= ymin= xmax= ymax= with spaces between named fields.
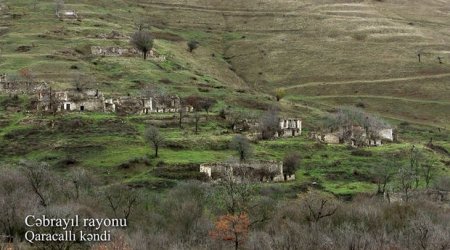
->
xmin=0 ymin=80 xmax=48 ymax=95
xmin=91 ymin=46 xmax=138 ymax=57
xmin=200 ymin=161 xmax=295 ymax=182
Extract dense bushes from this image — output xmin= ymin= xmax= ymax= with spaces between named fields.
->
xmin=1 ymin=162 xmax=449 ymax=249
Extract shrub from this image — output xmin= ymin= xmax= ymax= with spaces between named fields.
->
xmin=351 ymin=149 xmax=373 ymax=157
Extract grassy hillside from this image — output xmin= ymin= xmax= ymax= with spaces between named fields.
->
xmin=0 ymin=0 xmax=449 ymax=196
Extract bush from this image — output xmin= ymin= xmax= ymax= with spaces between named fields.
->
xmin=351 ymin=149 xmax=373 ymax=157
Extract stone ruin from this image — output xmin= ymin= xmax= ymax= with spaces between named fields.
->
xmin=0 ymin=74 xmax=190 ymax=115
xmin=0 ymin=75 xmax=48 ymax=94
xmin=35 ymin=88 xmax=190 ymax=115
xmin=200 ymin=161 xmax=295 ymax=183
xmin=90 ymin=47 xmax=166 ymax=62
xmin=277 ymin=118 xmax=302 ymax=138
xmin=311 ymin=126 xmax=394 ymax=147
xmin=233 ymin=118 xmax=302 ymax=139
xmin=56 ymin=10 xmax=78 ymax=20
xmin=91 ymin=46 xmax=138 ymax=57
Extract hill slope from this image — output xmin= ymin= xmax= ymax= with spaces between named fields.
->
xmin=1 ymin=0 xmax=449 ymax=128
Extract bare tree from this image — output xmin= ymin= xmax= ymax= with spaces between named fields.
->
xmin=193 ymin=111 xmax=201 ymax=134
xmin=259 ymin=108 xmax=280 ymax=140
xmin=199 ymin=97 xmax=216 ymax=116
xmin=73 ymin=73 xmax=93 ymax=92
xmin=283 ymin=152 xmax=300 ymax=181
xmin=410 ymin=145 xmax=423 ymax=189
xmin=373 ymin=159 xmax=395 ymax=195
xmin=69 ymin=168 xmax=93 ymax=201
xmin=55 ymin=0 xmax=64 ymax=14
xmin=214 ymin=167 xmax=254 ymax=215
xmin=130 ymin=30 xmax=154 ymax=60
xmin=20 ymin=160 xmax=51 ymax=207
xmin=227 ymin=109 xmax=249 ymax=131
xmin=422 ymin=162 xmax=436 ymax=189
xmin=178 ymin=105 xmax=186 ymax=129
xmin=299 ymin=190 xmax=338 ymax=224
xmin=144 ymin=125 xmax=165 ymax=158
xmin=103 ymin=185 xmax=140 ymax=220
xmin=229 ymin=135 xmax=252 ymax=162
xmin=397 ymin=165 xmax=416 ymax=202
xmin=0 ymin=168 xmax=37 ymax=241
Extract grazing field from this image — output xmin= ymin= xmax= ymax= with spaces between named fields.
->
xmin=0 ymin=0 xmax=449 ymax=193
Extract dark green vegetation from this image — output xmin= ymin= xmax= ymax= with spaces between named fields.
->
xmin=0 ymin=0 xmax=449 ymax=248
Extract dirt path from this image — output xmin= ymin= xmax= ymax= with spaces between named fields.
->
xmin=139 ymin=2 xmax=310 ymax=15
xmin=304 ymin=95 xmax=450 ymax=105
xmin=285 ymin=73 xmax=450 ymax=89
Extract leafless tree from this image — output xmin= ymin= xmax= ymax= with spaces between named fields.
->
xmin=373 ymin=159 xmax=395 ymax=196
xmin=299 ymin=190 xmax=338 ymax=224
xmin=283 ymin=152 xmax=300 ymax=180
xmin=178 ymin=105 xmax=186 ymax=129
xmin=193 ymin=111 xmax=202 ymax=134
xmin=422 ymin=161 xmax=436 ymax=189
xmin=130 ymin=30 xmax=154 ymax=60
xmin=199 ymin=97 xmax=216 ymax=116
xmin=20 ymin=160 xmax=51 ymax=207
xmin=227 ymin=109 xmax=249 ymax=131
xmin=73 ymin=73 xmax=93 ymax=92
xmin=0 ymin=168 xmax=37 ymax=241
xmin=214 ymin=167 xmax=254 ymax=215
xmin=55 ymin=0 xmax=64 ymax=14
xmin=103 ymin=185 xmax=140 ymax=220
xmin=229 ymin=135 xmax=252 ymax=162
xmin=410 ymin=145 xmax=424 ymax=188
xmin=259 ymin=108 xmax=280 ymax=140
xmin=397 ymin=165 xmax=416 ymax=202
xmin=144 ymin=125 xmax=165 ymax=158
xmin=69 ymin=168 xmax=93 ymax=201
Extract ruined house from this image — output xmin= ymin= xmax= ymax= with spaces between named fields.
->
xmin=34 ymin=87 xmax=190 ymax=115
xmin=1 ymin=73 xmax=191 ymax=115
xmin=312 ymin=126 xmax=394 ymax=147
xmin=277 ymin=118 xmax=302 ymax=137
xmin=37 ymin=89 xmax=105 ymax=112
xmin=113 ymin=96 xmax=153 ymax=115
xmin=200 ymin=161 xmax=295 ymax=182
xmin=152 ymin=95 xmax=193 ymax=113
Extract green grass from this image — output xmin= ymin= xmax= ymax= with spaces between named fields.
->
xmin=0 ymin=0 xmax=449 ymax=196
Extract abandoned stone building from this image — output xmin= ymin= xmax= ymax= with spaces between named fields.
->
xmin=37 ymin=89 xmax=104 ymax=112
xmin=200 ymin=161 xmax=295 ymax=182
xmin=32 ymin=85 xmax=191 ymax=115
xmin=277 ymin=118 xmax=302 ymax=137
xmin=311 ymin=126 xmax=394 ymax=147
